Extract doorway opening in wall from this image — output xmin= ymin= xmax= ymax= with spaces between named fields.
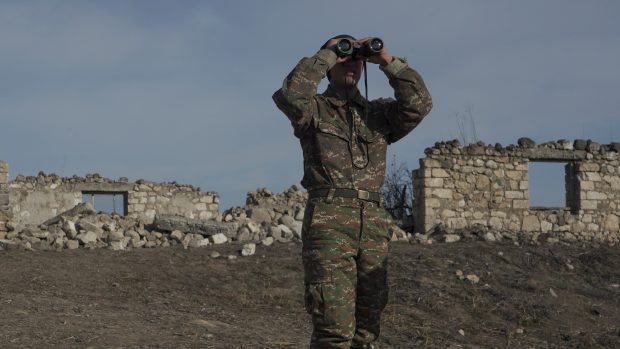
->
xmin=528 ymin=161 xmax=577 ymax=211
xmin=82 ymin=191 xmax=128 ymax=216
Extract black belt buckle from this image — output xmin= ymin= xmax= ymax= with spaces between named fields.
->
xmin=357 ymin=189 xmax=370 ymax=201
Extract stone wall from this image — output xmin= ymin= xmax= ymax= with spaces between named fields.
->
xmin=6 ymin=170 xmax=218 ymax=230
xmin=413 ymin=139 xmax=620 ymax=244
xmin=0 ymin=161 xmax=10 ymax=232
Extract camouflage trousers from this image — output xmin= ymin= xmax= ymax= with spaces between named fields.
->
xmin=302 ymin=196 xmax=392 ymax=349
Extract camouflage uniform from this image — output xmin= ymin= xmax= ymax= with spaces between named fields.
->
xmin=273 ymin=47 xmax=432 ymax=348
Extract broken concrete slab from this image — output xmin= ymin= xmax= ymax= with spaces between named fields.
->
xmin=41 ymin=203 xmax=96 ymax=227
xmin=153 ymin=214 xmax=237 ymax=237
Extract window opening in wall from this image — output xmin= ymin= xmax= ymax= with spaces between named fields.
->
xmin=82 ymin=191 xmax=128 ymax=216
xmin=528 ymin=161 xmax=577 ymax=211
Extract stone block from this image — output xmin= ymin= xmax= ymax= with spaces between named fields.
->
xmin=506 ymin=170 xmax=524 ymax=180
xmin=440 ymin=209 xmax=456 ymax=218
xmin=583 ymin=172 xmax=601 ymax=181
xmin=209 ymin=233 xmax=228 ymax=244
xmin=0 ymin=194 xmax=8 ymax=206
xmin=603 ymin=214 xmax=619 ymax=232
xmin=65 ymin=240 xmax=80 ymax=250
xmin=580 ymin=181 xmax=595 ymax=190
xmin=432 ymin=189 xmax=453 ymax=199
xmin=446 ymin=217 xmax=468 ymax=230
xmin=485 ymin=160 xmax=498 ymax=169
xmin=579 ymin=163 xmax=600 ymax=172
xmin=580 ymin=200 xmax=598 ymax=210
xmin=424 ymin=198 xmax=441 ymax=208
xmin=475 ymin=176 xmax=490 ymax=189
xmin=200 ymin=195 xmax=214 ymax=204
xmin=431 ymin=168 xmax=450 ymax=178
xmin=488 ymin=217 xmax=503 ymax=230
xmin=425 ymin=178 xmax=444 ymax=188
xmin=522 ymin=215 xmax=540 ymax=231
xmin=586 ymin=191 xmax=607 ymax=200
xmin=505 ymin=191 xmax=525 ymax=199
xmin=422 ymin=159 xmax=442 ymax=168
xmin=541 ymin=221 xmax=553 ymax=233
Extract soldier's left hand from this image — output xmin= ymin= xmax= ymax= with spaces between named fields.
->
xmin=357 ymin=37 xmax=393 ymax=66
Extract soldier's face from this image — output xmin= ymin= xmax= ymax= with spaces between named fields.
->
xmin=330 ymin=58 xmax=363 ymax=89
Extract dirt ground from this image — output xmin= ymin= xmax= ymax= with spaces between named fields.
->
xmin=1 ymin=240 xmax=619 ymax=349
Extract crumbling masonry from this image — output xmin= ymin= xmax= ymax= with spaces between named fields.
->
xmin=0 ymin=164 xmax=218 ymax=233
xmin=413 ymin=139 xmax=620 ymax=244
xmin=2 ymin=138 xmax=620 ymax=248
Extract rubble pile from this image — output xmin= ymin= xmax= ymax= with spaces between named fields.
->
xmin=0 ymin=185 xmax=410 ymax=253
xmin=221 ymin=185 xmax=410 ymax=244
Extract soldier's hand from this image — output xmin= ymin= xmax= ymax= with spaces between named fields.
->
xmin=357 ymin=37 xmax=393 ymax=66
xmin=325 ymin=38 xmax=353 ymax=64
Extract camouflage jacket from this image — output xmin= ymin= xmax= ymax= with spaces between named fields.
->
xmin=273 ymin=49 xmax=432 ymax=193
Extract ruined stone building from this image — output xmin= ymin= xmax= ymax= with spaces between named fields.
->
xmin=2 ymin=138 xmax=620 ymax=245
xmin=0 ymin=161 xmax=218 ymax=233
xmin=412 ymin=139 xmax=620 ymax=243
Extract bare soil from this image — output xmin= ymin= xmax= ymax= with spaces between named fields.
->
xmin=1 ymin=241 xmax=619 ymax=348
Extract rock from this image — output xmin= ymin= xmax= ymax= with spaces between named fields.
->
xmin=65 ymin=240 xmax=80 ymax=249
xmin=0 ymin=239 xmax=18 ymax=250
xmin=518 ymin=137 xmax=536 ymax=148
xmin=271 ymin=224 xmax=293 ymax=242
xmin=109 ymin=240 xmax=127 ymax=251
xmin=466 ymin=274 xmax=480 ymax=284
xmin=522 ymin=215 xmax=540 ymax=231
xmin=235 ymin=227 xmax=252 ymax=241
xmin=444 ymin=234 xmax=461 ymax=243
xmin=261 ymin=236 xmax=275 ymax=246
xmin=77 ymin=219 xmax=104 ymax=237
xmin=483 ymin=232 xmax=497 ymax=242
xmin=294 ymin=209 xmax=304 ymax=221
xmin=210 ymin=233 xmax=228 ymax=244
xmin=290 ymin=221 xmax=303 ymax=240
xmin=245 ymin=207 xmax=272 ymax=224
xmin=549 ymin=288 xmax=558 ymax=298
xmin=130 ymin=238 xmax=146 ymax=248
xmin=170 ymin=230 xmax=184 ymax=242
xmin=77 ymin=231 xmax=98 ymax=245
xmin=573 ymin=139 xmax=588 ymax=150
xmin=413 ymin=233 xmax=428 ymax=244
xmin=241 ymin=243 xmax=256 ymax=256
xmin=210 ymin=251 xmax=221 ymax=258
xmin=107 ymin=230 xmax=124 ymax=242
xmin=278 ymin=214 xmax=295 ymax=227
xmin=246 ymin=221 xmax=260 ymax=234
xmin=61 ymin=219 xmax=78 ymax=239
xmin=125 ymin=230 xmax=141 ymax=240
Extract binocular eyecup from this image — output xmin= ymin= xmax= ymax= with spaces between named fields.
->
xmin=334 ymin=37 xmax=383 ymax=58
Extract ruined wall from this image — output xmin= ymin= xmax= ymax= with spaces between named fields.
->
xmin=6 ymin=171 xmax=219 ymax=229
xmin=0 ymin=161 xmax=10 ymax=232
xmin=413 ymin=139 xmax=620 ymax=243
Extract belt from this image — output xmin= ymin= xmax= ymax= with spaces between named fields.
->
xmin=308 ymin=188 xmax=382 ymax=204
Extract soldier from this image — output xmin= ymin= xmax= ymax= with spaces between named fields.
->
xmin=273 ymin=35 xmax=432 ymax=348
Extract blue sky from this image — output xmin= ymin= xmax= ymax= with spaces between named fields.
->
xmin=1 ymin=1 xmax=619 ymax=210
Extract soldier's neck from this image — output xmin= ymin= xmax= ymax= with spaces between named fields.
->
xmin=329 ymin=84 xmax=359 ymax=100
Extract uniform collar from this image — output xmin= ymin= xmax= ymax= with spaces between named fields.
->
xmin=322 ymin=85 xmax=368 ymax=109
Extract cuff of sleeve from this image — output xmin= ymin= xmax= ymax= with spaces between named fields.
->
xmin=380 ymin=56 xmax=408 ymax=77
xmin=314 ymin=49 xmax=338 ymax=69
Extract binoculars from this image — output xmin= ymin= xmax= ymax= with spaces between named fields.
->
xmin=334 ymin=37 xmax=384 ymax=58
